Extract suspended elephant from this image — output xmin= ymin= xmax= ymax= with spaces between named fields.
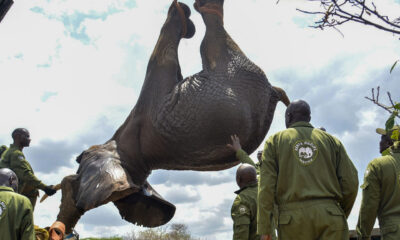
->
xmin=50 ymin=0 xmax=289 ymax=237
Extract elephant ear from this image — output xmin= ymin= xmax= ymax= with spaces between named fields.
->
xmin=113 ymin=181 xmax=176 ymax=227
xmin=75 ymin=141 xmax=139 ymax=211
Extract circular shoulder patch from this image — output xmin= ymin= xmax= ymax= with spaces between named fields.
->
xmin=0 ymin=201 xmax=6 ymax=218
xmin=239 ymin=205 xmax=247 ymax=215
xmin=293 ymin=140 xmax=318 ymax=165
xmin=364 ymin=169 xmax=370 ymax=178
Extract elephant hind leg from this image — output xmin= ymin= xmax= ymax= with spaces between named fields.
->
xmin=273 ymin=86 xmax=290 ymax=106
xmin=194 ymin=0 xmax=224 ymax=21
xmin=172 ymin=0 xmax=195 ymax=39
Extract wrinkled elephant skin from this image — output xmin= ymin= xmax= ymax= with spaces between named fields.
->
xmin=53 ymin=0 xmax=289 ymax=235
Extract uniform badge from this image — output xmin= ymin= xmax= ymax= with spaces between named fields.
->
xmin=239 ymin=205 xmax=247 ymax=214
xmin=364 ymin=169 xmax=370 ymax=178
xmin=293 ymin=140 xmax=318 ymax=165
xmin=0 ymin=201 xmax=6 ymax=218
xmin=18 ymin=156 xmax=24 ymax=161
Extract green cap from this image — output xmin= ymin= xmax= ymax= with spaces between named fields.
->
xmin=376 ymin=125 xmax=399 ymax=136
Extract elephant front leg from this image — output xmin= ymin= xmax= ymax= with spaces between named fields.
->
xmin=50 ymin=175 xmax=83 ymax=239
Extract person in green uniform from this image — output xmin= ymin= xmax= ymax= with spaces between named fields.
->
xmin=227 ymin=134 xmax=261 ymax=173
xmin=0 ymin=145 xmax=7 ymax=157
xmin=0 ymin=168 xmax=35 ymax=240
xmin=257 ymin=100 xmax=359 ymax=240
xmin=356 ymin=125 xmax=400 ymax=240
xmin=0 ymin=128 xmax=56 ymax=209
xmin=227 ymin=135 xmax=277 ymax=240
xmin=231 ymin=163 xmax=260 ymax=240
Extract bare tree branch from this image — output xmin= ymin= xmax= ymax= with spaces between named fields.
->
xmin=365 ymin=87 xmax=400 ymax=119
xmin=388 ymin=92 xmax=396 ymax=108
xmin=297 ymin=0 xmax=400 ymax=37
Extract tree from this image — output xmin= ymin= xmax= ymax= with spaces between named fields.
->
xmin=296 ymin=0 xmax=400 ymax=37
xmin=124 ymin=223 xmax=201 ymax=240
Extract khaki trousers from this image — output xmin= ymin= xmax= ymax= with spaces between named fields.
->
xmin=277 ymin=199 xmax=349 ymax=240
xmin=379 ymin=218 xmax=400 ymax=240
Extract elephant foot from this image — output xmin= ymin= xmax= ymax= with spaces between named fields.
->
xmin=194 ymin=0 xmax=224 ymax=20
xmin=168 ymin=1 xmax=196 ymax=39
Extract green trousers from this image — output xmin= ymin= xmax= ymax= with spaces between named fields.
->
xmin=277 ymin=199 xmax=349 ymax=240
xmin=379 ymin=218 xmax=400 ymax=240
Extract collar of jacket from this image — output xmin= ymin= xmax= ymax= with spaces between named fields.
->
xmin=289 ymin=121 xmax=314 ymax=129
xmin=234 ymin=182 xmax=258 ymax=194
xmin=392 ymin=144 xmax=400 ymax=153
xmin=8 ymin=144 xmax=18 ymax=150
xmin=0 ymin=186 xmax=14 ymax=192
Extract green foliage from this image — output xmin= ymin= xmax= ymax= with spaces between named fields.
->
xmin=392 ymin=130 xmax=400 ymax=141
xmin=385 ymin=111 xmax=397 ymax=132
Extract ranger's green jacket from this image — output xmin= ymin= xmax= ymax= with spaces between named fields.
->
xmin=231 ymin=183 xmax=259 ymax=240
xmin=356 ymin=147 xmax=400 ymax=239
xmin=0 ymin=144 xmax=46 ymax=196
xmin=0 ymin=186 xmax=35 ymax=240
xmin=257 ymin=121 xmax=359 ymax=235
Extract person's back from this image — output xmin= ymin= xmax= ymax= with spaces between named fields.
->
xmin=373 ymin=151 xmax=400 ymax=219
xmin=357 ymin=127 xmax=400 ymax=239
xmin=228 ymin=135 xmax=277 ymax=240
xmin=257 ymin=100 xmax=358 ymax=240
xmin=0 ymin=186 xmax=35 ymax=240
xmin=0 ymin=168 xmax=35 ymax=240
xmin=231 ymin=183 xmax=259 ymax=240
xmin=271 ymin=124 xmax=355 ymax=207
xmin=231 ymin=164 xmax=261 ymax=240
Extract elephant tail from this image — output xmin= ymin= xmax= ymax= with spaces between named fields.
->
xmin=273 ymin=86 xmax=290 ymax=107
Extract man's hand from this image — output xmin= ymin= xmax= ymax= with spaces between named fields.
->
xmin=227 ymin=134 xmax=242 ymax=152
xmin=43 ymin=185 xmax=57 ymax=196
xmin=260 ymin=235 xmax=272 ymax=240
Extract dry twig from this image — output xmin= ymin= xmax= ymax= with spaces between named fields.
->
xmin=297 ymin=0 xmax=400 ymax=37
xmin=365 ymin=87 xmax=400 ymax=118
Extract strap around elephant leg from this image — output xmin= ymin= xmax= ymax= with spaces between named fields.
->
xmin=49 ymin=221 xmax=65 ymax=240
xmin=173 ymin=0 xmax=187 ymax=37
xmin=195 ymin=0 xmax=223 ymax=22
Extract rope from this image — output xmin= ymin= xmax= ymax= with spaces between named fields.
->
xmin=173 ymin=0 xmax=187 ymax=37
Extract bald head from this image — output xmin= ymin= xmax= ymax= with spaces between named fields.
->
xmin=0 ymin=168 xmax=18 ymax=191
xmin=285 ymin=100 xmax=311 ymax=128
xmin=11 ymin=128 xmax=31 ymax=149
xmin=236 ymin=164 xmax=257 ymax=189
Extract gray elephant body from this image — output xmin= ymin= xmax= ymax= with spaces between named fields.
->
xmin=53 ymin=0 xmax=288 ymax=235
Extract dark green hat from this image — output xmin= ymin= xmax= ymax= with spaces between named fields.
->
xmin=376 ymin=125 xmax=399 ymax=136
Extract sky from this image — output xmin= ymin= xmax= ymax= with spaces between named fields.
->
xmin=0 ymin=0 xmax=400 ymax=239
